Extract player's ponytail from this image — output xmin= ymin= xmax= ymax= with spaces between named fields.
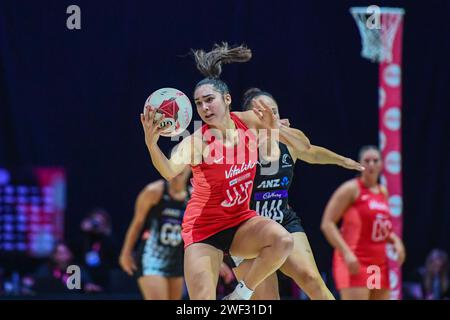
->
xmin=192 ymin=42 xmax=251 ymax=79
xmin=192 ymin=42 xmax=252 ymax=95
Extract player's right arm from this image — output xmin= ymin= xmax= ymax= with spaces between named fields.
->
xmin=119 ymin=181 xmax=164 ymax=276
xmin=140 ymin=106 xmax=202 ymax=180
xmin=320 ymin=180 xmax=361 ymax=275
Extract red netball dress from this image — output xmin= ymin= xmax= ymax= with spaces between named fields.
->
xmin=333 ymin=178 xmax=393 ymax=290
xmin=182 ymin=112 xmax=259 ymax=248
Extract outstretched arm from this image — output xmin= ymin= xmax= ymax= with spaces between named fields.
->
xmin=297 ymin=145 xmax=365 ymax=171
xmin=279 ymin=125 xmax=311 ymax=154
xmin=278 ymin=118 xmax=363 ymax=171
xmin=237 ymin=99 xmax=311 ymax=154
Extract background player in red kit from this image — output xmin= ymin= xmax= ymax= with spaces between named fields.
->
xmin=321 ymin=146 xmax=406 ymax=300
xmin=140 ymin=43 xmax=313 ymax=300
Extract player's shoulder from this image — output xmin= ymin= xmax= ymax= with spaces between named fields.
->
xmin=232 ymin=111 xmax=246 ymax=119
xmin=340 ymin=178 xmax=359 ymax=192
xmin=337 ymin=178 xmax=360 ymax=200
xmin=137 ymin=181 xmax=165 ymax=207
xmin=141 ymin=180 xmax=165 ymax=198
xmin=233 ymin=111 xmax=257 ymax=128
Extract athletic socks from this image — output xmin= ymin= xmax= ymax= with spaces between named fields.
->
xmin=222 ymin=280 xmax=254 ymax=300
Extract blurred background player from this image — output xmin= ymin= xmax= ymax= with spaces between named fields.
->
xmin=321 ymin=145 xmax=406 ymax=300
xmin=119 ymin=168 xmax=191 ymax=300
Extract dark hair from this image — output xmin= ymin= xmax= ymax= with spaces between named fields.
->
xmin=242 ymin=88 xmax=275 ymax=111
xmin=358 ymin=145 xmax=380 ymax=162
xmin=192 ymin=42 xmax=252 ymax=95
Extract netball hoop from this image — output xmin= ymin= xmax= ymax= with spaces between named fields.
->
xmin=350 ymin=7 xmax=405 ymax=63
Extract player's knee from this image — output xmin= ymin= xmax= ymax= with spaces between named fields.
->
xmin=187 ymin=271 xmax=216 ymax=300
xmin=188 ymin=283 xmax=215 ymax=300
xmin=299 ymin=269 xmax=322 ymax=287
xmin=274 ymin=232 xmax=294 ymax=255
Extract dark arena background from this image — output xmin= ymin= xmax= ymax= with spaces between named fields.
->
xmin=0 ymin=0 xmax=449 ymax=301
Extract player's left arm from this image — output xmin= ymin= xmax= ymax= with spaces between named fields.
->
xmin=277 ymin=117 xmax=364 ymax=171
xmin=296 ymin=145 xmax=365 ymax=172
xmin=235 ymin=100 xmax=280 ymax=162
xmin=235 ymin=98 xmax=313 ymax=161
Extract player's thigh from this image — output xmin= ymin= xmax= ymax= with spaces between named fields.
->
xmin=230 ymin=216 xmax=291 ymax=258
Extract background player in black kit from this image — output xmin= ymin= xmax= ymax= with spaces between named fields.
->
xmin=229 ymin=89 xmax=364 ymax=299
xmin=119 ymin=168 xmax=191 ymax=300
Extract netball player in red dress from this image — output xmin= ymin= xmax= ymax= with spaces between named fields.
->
xmin=321 ymin=146 xmax=406 ymax=300
xmin=140 ymin=43 xmax=312 ymax=300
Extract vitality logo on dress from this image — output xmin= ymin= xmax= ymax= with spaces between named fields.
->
xmin=225 ymin=161 xmax=257 ymax=179
xmin=368 ymin=200 xmax=389 ymax=212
